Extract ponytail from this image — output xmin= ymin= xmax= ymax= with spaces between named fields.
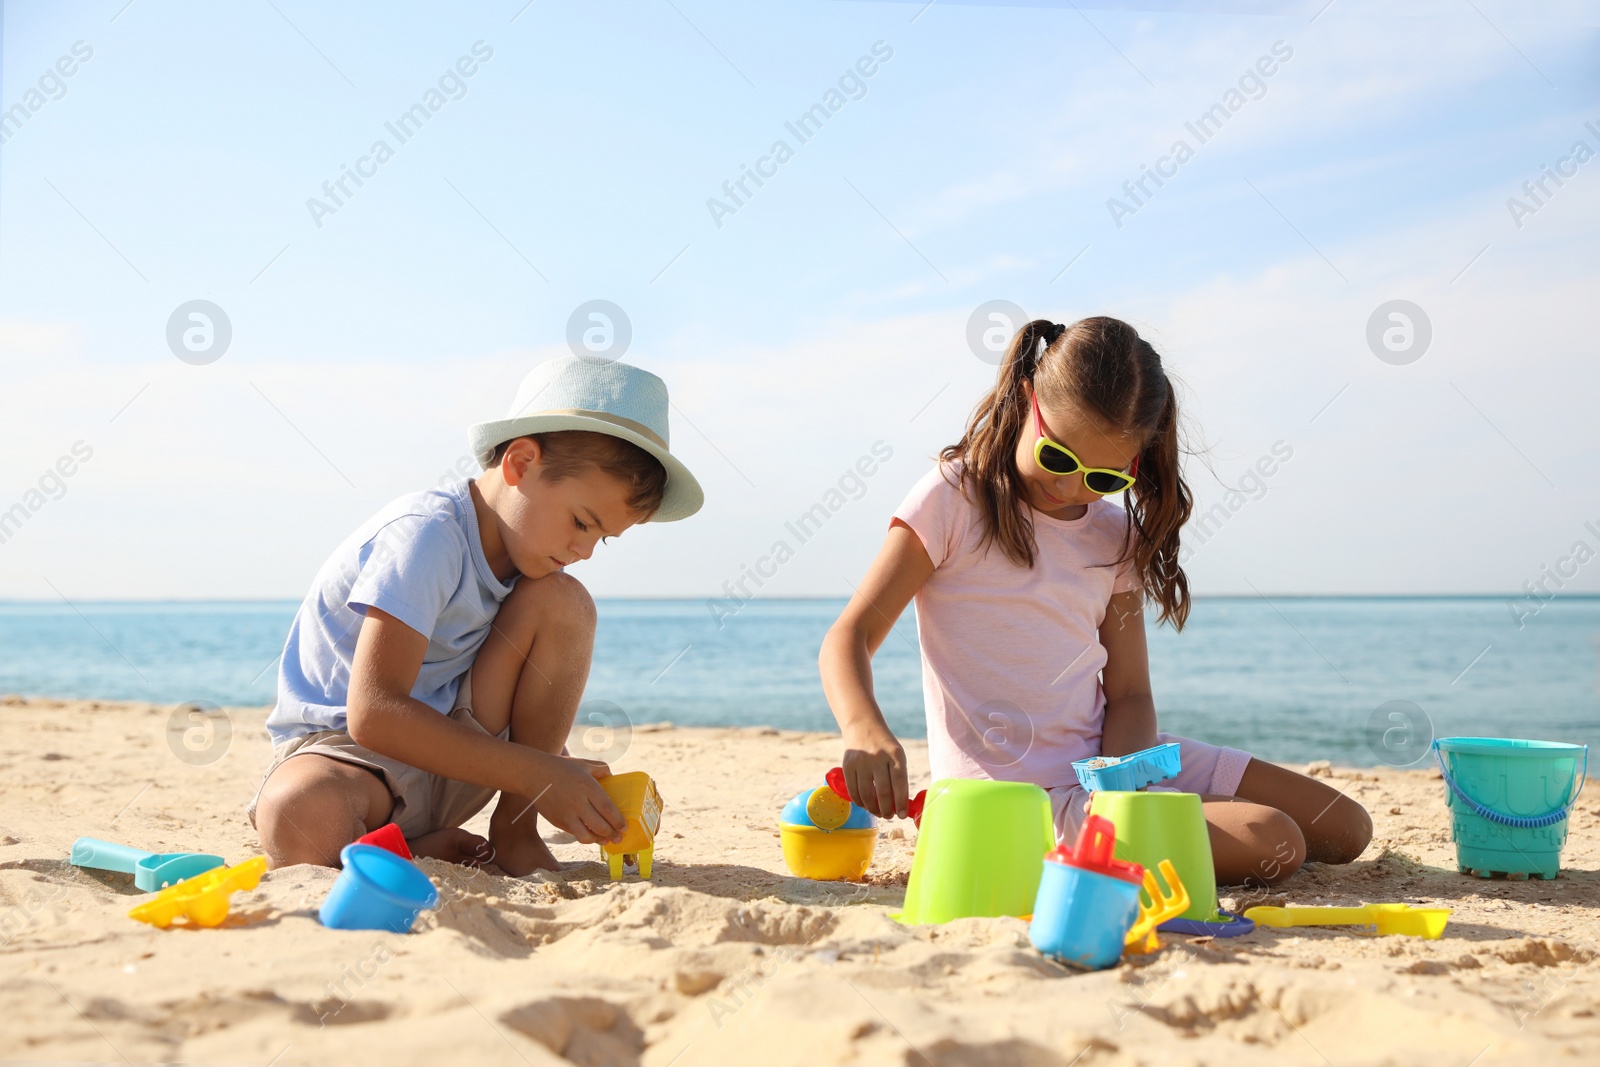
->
xmin=939 ymin=319 xmax=1064 ymax=569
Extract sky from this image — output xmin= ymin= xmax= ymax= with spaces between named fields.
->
xmin=1 ymin=0 xmax=1598 ymax=603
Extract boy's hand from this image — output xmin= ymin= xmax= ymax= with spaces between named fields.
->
xmin=531 ymin=755 xmax=628 ymax=845
xmin=842 ymin=723 xmax=909 ymax=819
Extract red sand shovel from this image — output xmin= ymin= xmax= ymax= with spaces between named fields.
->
xmin=826 ymin=767 xmax=927 ymax=828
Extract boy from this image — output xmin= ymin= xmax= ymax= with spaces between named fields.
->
xmin=249 ymin=355 xmax=703 ymax=874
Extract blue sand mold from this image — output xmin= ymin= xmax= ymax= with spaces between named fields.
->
xmin=1073 ymin=742 xmax=1182 ymax=793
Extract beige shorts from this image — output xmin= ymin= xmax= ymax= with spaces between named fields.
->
xmin=246 ymin=674 xmax=508 ymax=840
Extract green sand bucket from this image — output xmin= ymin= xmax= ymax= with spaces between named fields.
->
xmin=896 ymin=779 xmax=1053 ymax=925
xmin=1087 ymin=791 xmax=1218 ymax=922
xmin=1433 ymin=737 xmax=1589 ymax=880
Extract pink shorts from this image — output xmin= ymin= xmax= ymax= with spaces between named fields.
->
xmin=1047 ymin=733 xmax=1253 ymax=843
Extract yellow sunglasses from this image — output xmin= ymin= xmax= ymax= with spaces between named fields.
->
xmin=1031 ymin=393 xmax=1138 ymax=495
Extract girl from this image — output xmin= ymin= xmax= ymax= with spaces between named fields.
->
xmin=819 ymin=317 xmax=1371 ymax=886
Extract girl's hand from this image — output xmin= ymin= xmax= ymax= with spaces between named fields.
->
xmin=842 ymin=724 xmax=910 ymax=819
xmin=820 ymin=522 xmax=931 ymax=822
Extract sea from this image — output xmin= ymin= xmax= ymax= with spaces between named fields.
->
xmin=0 ymin=597 xmax=1595 ymax=768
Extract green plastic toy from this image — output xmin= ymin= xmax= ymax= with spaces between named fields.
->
xmin=896 ymin=778 xmax=1053 ymax=925
xmin=1086 ymin=791 xmax=1220 ymax=923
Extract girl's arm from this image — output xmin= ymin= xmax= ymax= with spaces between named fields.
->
xmin=1098 ymin=589 xmax=1161 ymax=757
xmin=819 ymin=520 xmax=934 ymax=819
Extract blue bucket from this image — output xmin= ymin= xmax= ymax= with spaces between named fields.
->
xmin=1029 ymin=860 xmax=1144 ymax=970
xmin=320 ymin=844 xmax=440 ymax=932
xmin=1433 ymin=737 xmax=1588 ymax=880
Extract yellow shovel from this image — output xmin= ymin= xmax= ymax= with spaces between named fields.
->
xmin=128 ymin=856 xmax=267 ymax=929
xmin=1243 ymin=903 xmax=1450 ymax=939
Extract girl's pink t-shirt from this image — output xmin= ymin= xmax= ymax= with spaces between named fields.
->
xmin=892 ymin=461 xmax=1141 ymax=791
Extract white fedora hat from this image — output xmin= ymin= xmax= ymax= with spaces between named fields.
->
xmin=469 ymin=354 xmax=704 ymax=522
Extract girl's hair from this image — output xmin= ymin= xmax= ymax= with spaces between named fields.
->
xmin=490 ymin=430 xmax=668 ymax=518
xmin=939 ymin=316 xmax=1194 ymax=628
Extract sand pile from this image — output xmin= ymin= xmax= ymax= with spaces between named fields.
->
xmin=2 ymin=697 xmax=1597 ymax=1065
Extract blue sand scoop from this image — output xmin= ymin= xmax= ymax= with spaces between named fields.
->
xmin=71 ymin=837 xmax=225 ymax=892
xmin=1073 ymin=742 xmax=1182 ymax=793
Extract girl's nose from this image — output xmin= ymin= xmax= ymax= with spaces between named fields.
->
xmin=1055 ymin=474 xmax=1088 ymax=500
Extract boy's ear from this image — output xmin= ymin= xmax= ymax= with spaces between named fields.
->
xmin=500 ymin=437 xmax=541 ymax=488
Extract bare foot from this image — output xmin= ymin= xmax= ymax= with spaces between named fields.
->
xmin=488 ymin=792 xmax=569 ymax=876
xmin=408 ymin=827 xmax=494 ymax=867
xmin=489 ymin=830 xmax=564 ymax=876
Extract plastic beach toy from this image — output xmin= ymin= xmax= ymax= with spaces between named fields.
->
xmin=1157 ymin=912 xmax=1256 ymax=937
xmin=1124 ymin=860 xmax=1191 ymax=956
xmin=1433 ymin=737 xmax=1588 ymax=880
xmin=71 ymin=837 xmax=225 ymax=893
xmin=808 ymin=780 xmax=855 ymax=831
xmin=897 ymin=779 xmax=1053 ymax=925
xmin=781 ymin=784 xmax=878 ymax=881
xmin=1029 ymin=814 xmax=1146 ymax=969
xmin=355 ymin=822 xmax=412 ymax=860
xmin=825 ymin=765 xmax=927 ymax=828
xmin=320 ymin=844 xmax=439 ymax=933
xmin=825 ymin=766 xmax=850 ymax=803
xmin=1244 ymin=903 xmax=1450 ymax=939
xmin=599 ymin=771 xmax=663 ymax=880
xmin=907 ymin=789 xmax=927 ymax=827
xmin=1087 ymin=790 xmax=1217 ymax=923
xmin=127 ymin=856 xmax=267 ymax=929
xmin=1073 ymin=742 xmax=1182 ymax=794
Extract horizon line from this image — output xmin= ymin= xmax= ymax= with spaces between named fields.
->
xmin=0 ymin=593 xmax=1596 ymax=605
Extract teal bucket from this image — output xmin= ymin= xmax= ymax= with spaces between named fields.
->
xmin=1433 ymin=737 xmax=1588 ymax=880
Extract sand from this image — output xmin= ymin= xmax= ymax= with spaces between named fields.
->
xmin=2 ymin=696 xmax=1598 ymax=1066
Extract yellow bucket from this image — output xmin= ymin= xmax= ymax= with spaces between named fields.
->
xmin=780 ymin=824 xmax=877 ymax=881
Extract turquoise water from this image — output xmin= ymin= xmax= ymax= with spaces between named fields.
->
xmin=0 ymin=598 xmax=1595 ymax=766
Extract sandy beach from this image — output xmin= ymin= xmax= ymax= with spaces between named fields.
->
xmin=2 ymin=695 xmax=1598 ymax=1066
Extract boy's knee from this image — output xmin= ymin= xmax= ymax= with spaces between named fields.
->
xmin=255 ymin=760 xmax=382 ymax=868
xmin=504 ymin=571 xmax=596 ymax=633
xmin=544 ymin=571 xmax=596 ymax=624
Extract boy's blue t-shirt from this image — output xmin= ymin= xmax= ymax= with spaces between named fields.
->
xmin=266 ymin=479 xmax=517 ymax=745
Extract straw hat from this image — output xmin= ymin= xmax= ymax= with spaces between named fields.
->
xmin=469 ymin=355 xmax=704 ymax=522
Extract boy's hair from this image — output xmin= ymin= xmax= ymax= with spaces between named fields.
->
xmin=489 ymin=430 xmax=668 ymax=518
xmin=939 ymin=316 xmax=1195 ymax=629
